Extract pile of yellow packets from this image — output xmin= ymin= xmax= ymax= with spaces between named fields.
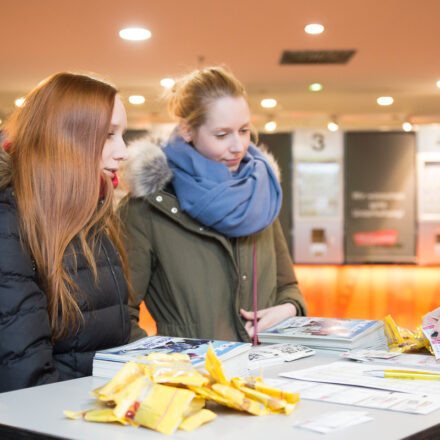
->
xmin=64 ymin=346 xmax=300 ymax=435
xmin=384 ymin=315 xmax=432 ymax=353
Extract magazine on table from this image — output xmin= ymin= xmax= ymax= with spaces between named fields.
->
xmin=258 ymin=317 xmax=387 ymax=351
xmin=93 ymin=335 xmax=251 ymax=379
xmin=248 ymin=343 xmax=316 ymax=370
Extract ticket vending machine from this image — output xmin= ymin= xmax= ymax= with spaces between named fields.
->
xmin=293 ymin=129 xmax=344 ymax=264
xmin=416 ymin=125 xmax=440 ymax=264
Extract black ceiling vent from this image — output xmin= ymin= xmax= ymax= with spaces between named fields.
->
xmin=280 ymin=49 xmax=356 ymax=65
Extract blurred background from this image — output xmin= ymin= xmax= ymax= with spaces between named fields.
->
xmin=3 ymin=0 xmax=440 ymax=331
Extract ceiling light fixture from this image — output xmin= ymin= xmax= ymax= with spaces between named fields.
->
xmin=437 ymin=80 xmax=440 ymax=89
xmin=160 ymin=78 xmax=175 ymax=89
xmin=128 ymin=95 xmax=146 ymax=105
xmin=327 ymin=120 xmax=339 ymax=132
xmin=402 ymin=122 xmax=413 ymax=132
xmin=15 ymin=97 xmax=25 ymax=107
xmin=309 ymin=83 xmax=323 ymax=92
xmin=119 ymin=27 xmax=151 ymax=41
xmin=260 ymin=98 xmax=277 ymax=109
xmin=265 ymin=121 xmax=277 ymax=132
xmin=377 ymin=96 xmax=394 ymax=106
xmin=304 ymin=24 xmax=324 ymax=35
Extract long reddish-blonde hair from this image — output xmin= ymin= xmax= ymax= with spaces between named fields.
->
xmin=4 ymin=72 xmax=132 ymax=340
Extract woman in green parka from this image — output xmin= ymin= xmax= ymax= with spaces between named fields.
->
xmin=119 ymin=66 xmax=307 ymax=344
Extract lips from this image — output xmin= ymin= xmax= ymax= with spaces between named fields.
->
xmin=225 ymin=158 xmax=241 ymax=166
xmin=103 ymin=169 xmax=119 ymax=188
xmin=104 ymin=168 xmax=117 ymax=179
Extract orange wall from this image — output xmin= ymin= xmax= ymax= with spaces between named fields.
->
xmin=295 ymin=265 xmax=440 ymax=330
xmin=139 ymin=265 xmax=440 ymax=335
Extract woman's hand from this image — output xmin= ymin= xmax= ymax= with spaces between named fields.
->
xmin=240 ymin=303 xmax=297 ymax=339
xmin=423 ymin=307 xmax=440 ymax=337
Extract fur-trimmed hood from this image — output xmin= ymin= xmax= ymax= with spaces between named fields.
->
xmin=122 ymin=137 xmax=173 ymax=199
xmin=0 ymin=146 xmax=12 ymax=191
xmin=123 ymin=137 xmax=281 ymax=200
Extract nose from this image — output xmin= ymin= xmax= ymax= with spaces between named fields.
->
xmin=114 ymin=138 xmax=128 ymax=162
xmin=229 ymin=132 xmax=245 ymax=154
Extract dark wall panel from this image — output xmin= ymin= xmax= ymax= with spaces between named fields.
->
xmin=344 ymin=132 xmax=416 ymax=263
xmin=258 ymin=132 xmax=293 ymax=256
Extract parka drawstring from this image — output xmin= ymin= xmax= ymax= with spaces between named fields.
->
xmin=252 ymin=239 xmax=259 ymax=346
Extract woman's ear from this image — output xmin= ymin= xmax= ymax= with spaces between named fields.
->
xmin=178 ymin=121 xmax=193 ymax=143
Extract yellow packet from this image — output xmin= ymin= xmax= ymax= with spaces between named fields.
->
xmin=239 ymin=397 xmax=267 ymax=416
xmin=231 ymin=378 xmax=286 ymax=412
xmin=188 ymin=385 xmax=238 ymax=409
xmin=134 ymin=383 xmax=195 ymax=435
xmin=112 ymin=375 xmax=154 ymax=419
xmin=95 ymin=361 xmax=145 ymax=402
xmin=384 ymin=315 xmax=430 ymax=353
xmin=64 ymin=409 xmax=129 ymax=425
xmin=212 ymin=383 xmax=245 ymax=405
xmin=212 ymin=383 xmax=266 ymax=415
xmin=183 ymin=397 xmax=206 ymax=417
xmin=137 ymin=352 xmax=208 ymax=387
xmin=205 ymin=345 xmax=229 ymax=385
xmin=244 ymin=378 xmax=300 ymax=405
xmin=64 ymin=410 xmax=85 ymax=420
xmin=384 ymin=315 xmax=404 ymax=346
xmin=179 ymin=409 xmax=217 ymax=431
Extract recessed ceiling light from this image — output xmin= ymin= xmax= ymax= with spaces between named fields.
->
xmin=265 ymin=121 xmax=277 ymax=132
xmin=309 ymin=83 xmax=323 ymax=92
xmin=160 ymin=78 xmax=175 ymax=89
xmin=327 ymin=121 xmax=339 ymax=132
xmin=119 ymin=27 xmax=151 ymax=41
xmin=15 ymin=97 xmax=25 ymax=107
xmin=437 ymin=80 xmax=440 ymax=89
xmin=377 ymin=96 xmax=394 ymax=106
xmin=128 ymin=95 xmax=145 ymax=105
xmin=402 ymin=122 xmax=413 ymax=132
xmin=260 ymin=98 xmax=277 ymax=109
xmin=305 ymin=24 xmax=324 ymax=35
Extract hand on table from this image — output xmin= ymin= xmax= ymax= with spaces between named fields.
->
xmin=240 ymin=303 xmax=297 ymax=339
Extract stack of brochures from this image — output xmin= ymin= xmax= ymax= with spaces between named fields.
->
xmin=93 ymin=336 xmax=251 ymax=379
xmin=258 ymin=317 xmax=387 ymax=352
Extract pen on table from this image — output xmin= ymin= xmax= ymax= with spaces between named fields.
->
xmin=364 ymin=370 xmax=440 ymax=380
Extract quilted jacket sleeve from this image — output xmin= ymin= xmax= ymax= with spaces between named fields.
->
xmin=0 ymin=197 xmax=59 ymax=392
xmin=273 ymin=219 xmax=307 ymax=316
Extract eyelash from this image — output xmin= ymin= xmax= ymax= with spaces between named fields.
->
xmin=215 ymin=129 xmax=250 ymax=139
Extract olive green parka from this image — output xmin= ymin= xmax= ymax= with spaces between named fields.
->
xmin=119 ymin=139 xmax=307 ymax=343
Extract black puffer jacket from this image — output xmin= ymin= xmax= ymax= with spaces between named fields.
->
xmin=0 ymin=148 xmax=130 ymax=392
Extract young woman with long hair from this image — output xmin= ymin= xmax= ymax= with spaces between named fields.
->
xmin=0 ymin=72 xmax=132 ymax=392
xmin=120 ymin=66 xmax=306 ymax=343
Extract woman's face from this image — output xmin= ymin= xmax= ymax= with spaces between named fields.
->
xmin=100 ymin=95 xmax=128 ymax=178
xmin=189 ymin=96 xmax=251 ymax=172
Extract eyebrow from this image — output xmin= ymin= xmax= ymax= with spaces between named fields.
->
xmin=214 ymin=122 xmax=250 ymax=130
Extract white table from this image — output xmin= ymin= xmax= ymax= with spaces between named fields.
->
xmin=0 ymin=351 xmax=439 ymax=439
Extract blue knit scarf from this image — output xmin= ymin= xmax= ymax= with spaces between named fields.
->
xmin=163 ymin=136 xmax=282 ymax=237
